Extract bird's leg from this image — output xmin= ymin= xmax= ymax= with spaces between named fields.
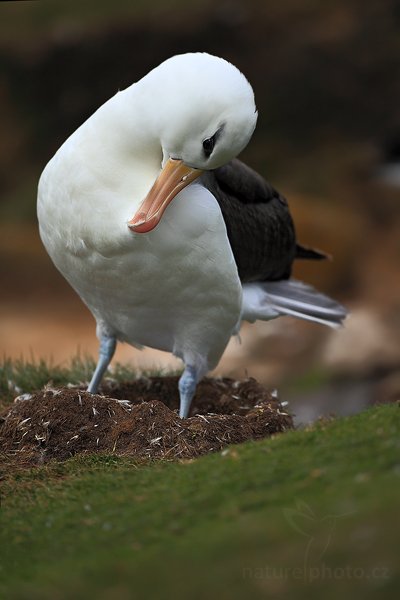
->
xmin=178 ymin=365 xmax=203 ymax=419
xmin=87 ymin=334 xmax=116 ymax=394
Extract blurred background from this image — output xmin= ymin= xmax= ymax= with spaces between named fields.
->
xmin=1 ymin=0 xmax=399 ymax=423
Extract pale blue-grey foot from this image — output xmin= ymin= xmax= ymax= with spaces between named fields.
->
xmin=87 ymin=334 xmax=116 ymax=394
xmin=178 ymin=365 xmax=203 ymax=418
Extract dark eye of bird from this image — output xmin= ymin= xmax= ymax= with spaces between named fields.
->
xmin=203 ymin=135 xmax=215 ymax=158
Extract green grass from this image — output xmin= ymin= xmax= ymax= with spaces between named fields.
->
xmin=0 ymin=356 xmax=179 ymax=410
xmin=1 ymin=403 xmax=399 ymax=599
xmin=0 ymin=355 xmax=95 ymax=408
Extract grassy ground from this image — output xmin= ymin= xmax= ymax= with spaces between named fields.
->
xmin=0 ymin=356 xmax=178 ymax=410
xmin=1 ymin=400 xmax=399 ymax=599
xmin=0 ymin=355 xmax=95 ymax=408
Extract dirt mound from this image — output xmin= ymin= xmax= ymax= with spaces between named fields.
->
xmin=0 ymin=377 xmax=293 ymax=465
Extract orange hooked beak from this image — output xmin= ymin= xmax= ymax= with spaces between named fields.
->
xmin=128 ymin=158 xmax=203 ymax=233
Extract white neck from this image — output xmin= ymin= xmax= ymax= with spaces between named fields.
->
xmin=69 ymin=81 xmax=164 ymax=215
xmin=39 ymin=81 xmax=169 ymax=253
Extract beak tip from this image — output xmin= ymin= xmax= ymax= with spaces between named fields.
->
xmin=128 ymin=215 xmax=157 ymax=234
xmin=128 ymin=212 xmax=145 ymax=230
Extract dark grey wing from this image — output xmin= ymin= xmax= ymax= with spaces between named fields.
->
xmin=201 ymin=159 xmax=297 ymax=282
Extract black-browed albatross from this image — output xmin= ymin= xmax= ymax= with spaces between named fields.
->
xmin=37 ymin=53 xmax=346 ymax=418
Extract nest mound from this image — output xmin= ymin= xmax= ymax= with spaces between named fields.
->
xmin=0 ymin=377 xmax=293 ymax=465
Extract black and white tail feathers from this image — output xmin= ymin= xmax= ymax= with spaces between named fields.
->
xmin=242 ymin=279 xmax=347 ymax=329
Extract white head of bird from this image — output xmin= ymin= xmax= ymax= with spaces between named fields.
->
xmin=146 ymin=53 xmax=257 ymax=169
xmin=124 ymin=53 xmax=258 ymax=233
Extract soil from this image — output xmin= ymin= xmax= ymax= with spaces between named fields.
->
xmin=0 ymin=377 xmax=293 ymax=466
